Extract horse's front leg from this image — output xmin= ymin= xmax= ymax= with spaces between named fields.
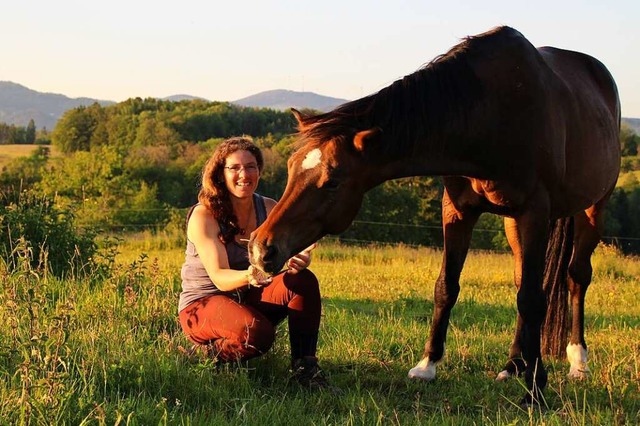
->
xmin=512 ymin=204 xmax=550 ymax=404
xmin=409 ymin=191 xmax=479 ymax=380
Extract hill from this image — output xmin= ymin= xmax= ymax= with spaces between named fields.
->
xmin=0 ymin=81 xmax=114 ymax=130
xmin=0 ymin=83 xmax=349 ymax=129
xmin=2 ymin=81 xmax=638 ymax=132
xmin=232 ymin=89 xmax=349 ymax=112
xmin=162 ymin=94 xmax=209 ymax=102
xmin=623 ymin=117 xmax=640 ymax=134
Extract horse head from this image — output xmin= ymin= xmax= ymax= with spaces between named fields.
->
xmin=249 ymin=109 xmax=383 ymax=274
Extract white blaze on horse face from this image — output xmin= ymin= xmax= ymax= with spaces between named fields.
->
xmin=251 ymin=242 xmax=262 ymax=268
xmin=301 ymin=148 xmax=322 ymax=170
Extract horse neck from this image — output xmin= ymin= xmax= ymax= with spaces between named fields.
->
xmin=360 ymin=65 xmax=487 ymax=180
xmin=360 ymin=121 xmax=489 ymax=185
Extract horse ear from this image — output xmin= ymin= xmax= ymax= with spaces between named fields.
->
xmin=291 ymin=108 xmax=308 ymax=131
xmin=353 ymin=128 xmax=382 ymax=152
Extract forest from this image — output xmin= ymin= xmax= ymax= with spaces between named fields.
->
xmin=1 ymin=97 xmax=640 ymax=272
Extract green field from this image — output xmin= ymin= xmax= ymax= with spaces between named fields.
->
xmin=0 ymin=144 xmax=60 ymax=169
xmin=1 ymin=237 xmax=638 ymax=425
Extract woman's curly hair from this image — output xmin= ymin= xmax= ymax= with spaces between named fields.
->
xmin=198 ymin=136 xmax=264 ymax=244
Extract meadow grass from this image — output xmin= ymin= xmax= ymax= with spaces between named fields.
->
xmin=0 ymin=236 xmax=638 ymax=425
xmin=0 ymin=144 xmax=61 ymax=168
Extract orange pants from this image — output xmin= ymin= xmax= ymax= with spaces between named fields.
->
xmin=179 ymin=269 xmax=321 ymax=362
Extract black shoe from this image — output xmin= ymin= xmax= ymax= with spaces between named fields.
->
xmin=291 ymin=356 xmax=338 ymax=392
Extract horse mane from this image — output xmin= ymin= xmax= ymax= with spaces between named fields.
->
xmin=298 ymin=26 xmax=519 ymax=158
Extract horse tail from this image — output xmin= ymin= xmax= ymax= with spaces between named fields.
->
xmin=541 ymin=216 xmax=573 ymax=358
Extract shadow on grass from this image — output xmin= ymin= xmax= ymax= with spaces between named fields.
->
xmin=325 ymin=294 xmax=640 ymax=333
xmin=91 ymin=294 xmax=638 ymax=424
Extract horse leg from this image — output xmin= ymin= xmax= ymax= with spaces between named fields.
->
xmin=512 ymin=205 xmax=550 ymax=404
xmin=566 ymin=206 xmax=602 ymax=378
xmin=496 ymin=217 xmax=527 ymax=381
xmin=408 ymin=192 xmax=479 ymax=380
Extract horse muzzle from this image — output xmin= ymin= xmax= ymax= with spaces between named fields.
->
xmin=248 ymin=237 xmax=287 ymax=274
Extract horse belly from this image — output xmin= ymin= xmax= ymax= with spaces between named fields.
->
xmin=468 ymin=179 xmax=528 ymax=214
xmin=555 ymin=127 xmax=620 ymax=216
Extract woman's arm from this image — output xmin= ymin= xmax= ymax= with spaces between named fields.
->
xmin=187 ymin=205 xmax=259 ymax=291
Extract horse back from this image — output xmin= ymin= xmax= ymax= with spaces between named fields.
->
xmin=447 ymin=28 xmax=620 ymax=216
xmin=538 ymin=47 xmax=620 ymax=124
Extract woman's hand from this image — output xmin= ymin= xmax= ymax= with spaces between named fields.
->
xmin=247 ymin=265 xmax=273 ymax=287
xmin=286 ymin=243 xmax=317 ymax=273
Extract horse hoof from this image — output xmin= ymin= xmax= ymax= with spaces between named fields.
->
xmin=519 ymin=397 xmax=542 ymax=410
xmin=408 ymin=358 xmax=436 ymax=381
xmin=519 ymin=391 xmax=545 ymax=408
xmin=567 ymin=367 xmax=590 ymax=380
xmin=566 ymin=344 xmax=590 ymax=380
xmin=496 ymin=370 xmax=511 ymax=381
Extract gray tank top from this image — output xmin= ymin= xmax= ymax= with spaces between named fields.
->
xmin=178 ymin=193 xmax=268 ymax=313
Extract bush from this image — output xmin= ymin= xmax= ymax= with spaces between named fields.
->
xmin=0 ymin=187 xmax=99 ymax=278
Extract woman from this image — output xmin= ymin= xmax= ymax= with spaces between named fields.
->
xmin=178 ymin=136 xmax=329 ymax=389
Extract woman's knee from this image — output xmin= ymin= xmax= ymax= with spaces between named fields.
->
xmin=242 ymin=317 xmax=277 ymax=357
xmin=215 ymin=318 xmax=276 ymax=361
xmin=284 ymin=269 xmax=319 ymax=293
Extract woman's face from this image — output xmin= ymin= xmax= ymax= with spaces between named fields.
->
xmin=223 ymin=150 xmax=260 ymax=200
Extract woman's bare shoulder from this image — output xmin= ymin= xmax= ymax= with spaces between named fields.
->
xmin=190 ymin=204 xmax=214 ymax=221
xmin=262 ymin=196 xmax=278 ymax=214
xmin=187 ymin=205 xmax=220 ymax=237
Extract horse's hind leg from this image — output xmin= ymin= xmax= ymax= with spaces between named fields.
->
xmin=566 ymin=205 xmax=604 ymax=379
xmin=408 ymin=190 xmax=479 ymax=380
xmin=496 ymin=217 xmax=527 ymax=381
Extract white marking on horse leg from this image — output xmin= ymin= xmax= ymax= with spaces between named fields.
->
xmin=408 ymin=357 xmax=437 ymax=381
xmin=496 ymin=369 xmax=511 ymax=381
xmin=567 ymin=343 xmax=590 ymax=379
xmin=301 ymin=148 xmax=322 ymax=170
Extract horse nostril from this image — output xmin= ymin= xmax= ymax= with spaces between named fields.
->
xmin=263 ymin=245 xmax=277 ymax=263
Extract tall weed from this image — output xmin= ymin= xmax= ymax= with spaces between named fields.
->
xmin=0 ymin=187 xmax=100 ymax=278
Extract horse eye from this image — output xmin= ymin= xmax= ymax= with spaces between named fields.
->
xmin=322 ymin=178 xmax=340 ymax=191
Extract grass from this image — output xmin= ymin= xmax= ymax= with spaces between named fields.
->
xmin=0 ymin=237 xmax=638 ymax=425
xmin=0 ymin=144 xmax=60 ymax=168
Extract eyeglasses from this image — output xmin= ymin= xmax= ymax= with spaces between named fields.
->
xmin=224 ymin=164 xmax=259 ymax=174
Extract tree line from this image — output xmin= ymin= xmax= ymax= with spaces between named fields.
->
xmin=2 ymin=98 xmax=640 ymax=255
xmin=0 ymin=119 xmax=45 ymax=145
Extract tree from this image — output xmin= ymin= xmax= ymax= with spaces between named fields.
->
xmin=0 ymin=123 xmax=30 ymax=144
xmin=134 ymin=115 xmax=180 ymax=147
xmin=51 ymin=106 xmax=97 ymax=153
xmin=25 ymin=119 xmax=36 ymax=144
xmin=620 ymin=123 xmax=639 ymax=156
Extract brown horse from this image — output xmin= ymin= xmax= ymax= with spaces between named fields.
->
xmin=249 ymin=26 xmax=620 ymax=403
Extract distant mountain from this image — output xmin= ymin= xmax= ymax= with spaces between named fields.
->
xmin=0 ymin=81 xmax=114 ymax=130
xmin=623 ymin=117 xmax=640 ymax=134
xmin=162 ymin=94 xmax=209 ymax=102
xmin=232 ymin=89 xmax=349 ymax=112
xmin=0 ymin=83 xmax=349 ymax=130
xmin=2 ymin=81 xmax=638 ymax=134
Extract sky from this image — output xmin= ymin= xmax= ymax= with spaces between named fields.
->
xmin=2 ymin=0 xmax=639 ymax=117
